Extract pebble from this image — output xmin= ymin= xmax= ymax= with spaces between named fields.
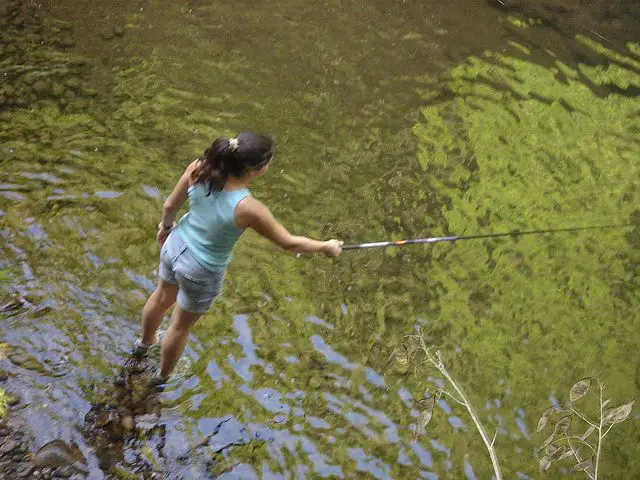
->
xmin=121 ymin=416 xmax=135 ymax=432
xmin=0 ymin=439 xmax=19 ymax=454
xmin=17 ymin=464 xmax=34 ymax=477
xmin=53 ymin=465 xmax=73 ymax=477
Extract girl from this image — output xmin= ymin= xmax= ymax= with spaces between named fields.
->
xmin=133 ymin=132 xmax=342 ymax=384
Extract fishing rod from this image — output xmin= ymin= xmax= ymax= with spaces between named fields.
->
xmin=342 ymin=224 xmax=633 ymax=251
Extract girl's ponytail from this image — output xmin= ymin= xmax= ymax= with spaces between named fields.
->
xmin=192 ymin=132 xmax=275 ymax=195
xmin=192 ymin=137 xmax=237 ymax=195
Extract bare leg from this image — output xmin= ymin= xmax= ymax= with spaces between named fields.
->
xmin=159 ymin=306 xmax=201 ymax=378
xmin=140 ymin=280 xmax=178 ymax=345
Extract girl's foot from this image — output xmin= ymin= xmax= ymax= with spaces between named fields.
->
xmin=131 ymin=329 xmax=165 ymax=358
xmin=147 ymin=369 xmax=169 ymax=388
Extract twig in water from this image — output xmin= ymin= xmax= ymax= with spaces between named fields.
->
xmin=408 ymin=333 xmax=503 ymax=480
xmin=580 ymin=25 xmax=622 ymax=49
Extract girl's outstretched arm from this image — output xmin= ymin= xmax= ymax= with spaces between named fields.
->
xmin=235 ymin=197 xmax=342 ymax=256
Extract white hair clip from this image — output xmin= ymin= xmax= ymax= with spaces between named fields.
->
xmin=228 ymin=137 xmax=239 ymax=152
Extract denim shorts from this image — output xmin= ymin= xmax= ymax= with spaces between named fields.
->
xmin=159 ymin=231 xmax=225 ymax=314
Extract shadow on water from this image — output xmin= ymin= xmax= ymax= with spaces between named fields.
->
xmin=0 ymin=0 xmax=639 ymax=478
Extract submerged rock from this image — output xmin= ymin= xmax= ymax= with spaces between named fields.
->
xmin=11 ymin=15 xmax=25 ymax=27
xmin=7 ymin=351 xmax=44 ymax=372
xmin=62 ymin=77 xmax=82 ymax=90
xmin=100 ymin=30 xmax=115 ymax=41
xmin=0 ymin=418 xmax=32 ymax=478
xmin=70 ymin=98 xmax=90 ymax=110
xmin=51 ymin=82 xmax=66 ymax=98
xmin=0 ymin=439 xmax=19 ymax=455
xmin=32 ymin=80 xmax=49 ymax=96
xmin=58 ymin=34 xmax=75 ymax=48
xmin=101 ymin=25 xmax=125 ymax=41
xmin=21 ymin=72 xmax=38 ymax=85
xmin=16 ymin=464 xmax=34 ymax=477
xmin=33 ymin=439 xmax=86 ymax=470
xmin=52 ymin=465 xmax=74 ymax=477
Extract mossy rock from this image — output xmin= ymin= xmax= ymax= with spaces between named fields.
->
xmin=51 ymin=82 xmax=66 ymax=97
xmin=58 ymin=33 xmax=75 ymax=48
xmin=83 ymin=87 xmax=98 ymax=97
xmin=21 ymin=72 xmax=38 ymax=85
xmin=32 ymin=79 xmax=49 ymax=96
xmin=70 ymin=98 xmax=90 ymax=110
xmin=62 ymin=76 xmax=83 ymax=89
xmin=2 ymin=85 xmax=15 ymax=97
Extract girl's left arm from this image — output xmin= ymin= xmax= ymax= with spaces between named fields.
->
xmin=157 ymin=161 xmax=198 ymax=244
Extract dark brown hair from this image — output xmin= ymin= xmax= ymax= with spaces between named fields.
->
xmin=192 ymin=131 xmax=275 ymax=195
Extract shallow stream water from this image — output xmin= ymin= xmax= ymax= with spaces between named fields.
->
xmin=0 ymin=0 xmax=639 ymax=478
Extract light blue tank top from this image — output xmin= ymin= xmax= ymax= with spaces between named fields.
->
xmin=175 ymin=183 xmax=251 ymax=271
